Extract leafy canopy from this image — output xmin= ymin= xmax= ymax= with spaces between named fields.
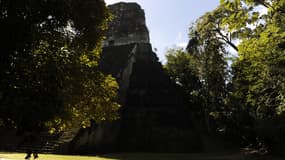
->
xmin=0 ymin=0 xmax=120 ymax=132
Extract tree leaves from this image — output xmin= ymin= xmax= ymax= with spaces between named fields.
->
xmin=0 ymin=0 xmax=120 ymax=133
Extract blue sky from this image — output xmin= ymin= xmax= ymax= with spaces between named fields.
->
xmin=105 ymin=0 xmax=220 ymax=63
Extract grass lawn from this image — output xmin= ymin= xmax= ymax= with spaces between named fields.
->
xmin=0 ymin=153 xmax=114 ymax=160
xmin=0 ymin=152 xmax=245 ymax=160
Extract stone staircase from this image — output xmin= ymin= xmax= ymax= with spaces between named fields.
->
xmin=15 ymin=132 xmax=61 ymax=153
xmin=14 ymin=127 xmax=81 ymax=154
xmin=52 ymin=127 xmax=81 ymax=153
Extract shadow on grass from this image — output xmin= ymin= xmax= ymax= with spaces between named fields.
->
xmin=99 ymin=152 xmax=243 ymax=160
xmin=101 ymin=152 xmax=285 ymax=160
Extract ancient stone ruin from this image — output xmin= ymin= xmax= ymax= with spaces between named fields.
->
xmin=69 ymin=2 xmax=201 ymax=153
xmin=103 ymin=2 xmax=150 ymax=47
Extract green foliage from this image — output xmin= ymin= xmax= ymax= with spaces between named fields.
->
xmin=166 ymin=10 xmax=230 ymax=132
xmin=0 ymin=0 xmax=120 ymax=132
xmin=222 ymin=0 xmax=285 ymax=150
xmin=230 ymin=0 xmax=285 ymax=119
xmin=169 ymin=1 xmax=285 ymax=147
xmin=233 ymin=18 xmax=285 ymax=119
xmin=190 ymin=13 xmax=230 ymax=116
xmin=164 ymin=48 xmax=202 ymax=112
xmin=165 ymin=0 xmax=285 ymax=151
xmin=165 ymin=48 xmax=200 ymax=95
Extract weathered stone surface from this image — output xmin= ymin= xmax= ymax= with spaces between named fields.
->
xmin=103 ymin=2 xmax=150 ymax=46
xmin=70 ymin=2 xmax=202 ymax=154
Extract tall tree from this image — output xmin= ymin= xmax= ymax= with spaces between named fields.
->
xmin=221 ymin=0 xmax=285 ymax=150
xmin=165 ymin=48 xmax=202 ymax=115
xmin=221 ymin=0 xmax=285 ymax=119
xmin=0 ymin=0 xmax=120 ymax=133
xmin=192 ymin=12 xmax=231 ymax=131
xmin=165 ymin=14 xmax=230 ymax=132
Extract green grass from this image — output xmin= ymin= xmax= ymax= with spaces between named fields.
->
xmin=0 ymin=152 xmax=245 ymax=160
xmin=0 ymin=153 xmax=115 ymax=160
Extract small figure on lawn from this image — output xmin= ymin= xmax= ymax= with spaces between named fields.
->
xmin=24 ymin=150 xmax=32 ymax=159
xmin=24 ymin=150 xmax=39 ymax=159
xmin=33 ymin=151 xmax=39 ymax=159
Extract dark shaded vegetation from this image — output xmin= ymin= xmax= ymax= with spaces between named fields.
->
xmin=164 ymin=0 xmax=285 ymax=156
xmin=0 ymin=0 xmax=120 ymax=136
xmin=0 ymin=0 xmax=284 ymax=157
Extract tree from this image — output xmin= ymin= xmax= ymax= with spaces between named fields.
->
xmin=221 ymin=0 xmax=285 ymax=150
xmin=165 ymin=14 xmax=230 ymax=133
xmin=189 ymin=15 xmax=230 ymax=132
xmin=221 ymin=0 xmax=285 ymax=119
xmin=164 ymin=48 xmax=202 ymax=115
xmin=0 ymin=0 xmax=120 ymax=133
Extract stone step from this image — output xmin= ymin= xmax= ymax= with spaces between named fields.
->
xmin=57 ymin=127 xmax=81 ymax=143
xmin=16 ymin=144 xmax=59 ymax=153
xmin=13 ymin=128 xmax=80 ymax=154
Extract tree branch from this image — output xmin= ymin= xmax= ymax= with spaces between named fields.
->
xmin=256 ymin=0 xmax=272 ymax=9
xmin=255 ymin=0 xmax=285 ymax=17
xmin=214 ymin=28 xmax=239 ymax=52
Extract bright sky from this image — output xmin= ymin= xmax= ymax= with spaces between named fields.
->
xmin=105 ymin=0 xmax=220 ymax=63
